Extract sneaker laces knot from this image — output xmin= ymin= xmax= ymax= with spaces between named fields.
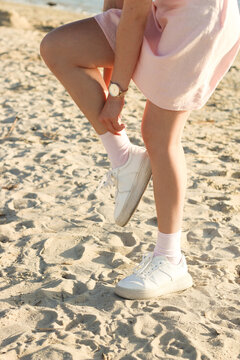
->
xmin=95 ymin=169 xmax=118 ymax=193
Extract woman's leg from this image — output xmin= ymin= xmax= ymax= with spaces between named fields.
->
xmin=40 ymin=17 xmax=114 ymax=135
xmin=40 ymin=18 xmax=151 ymax=226
xmin=40 ymin=17 xmax=130 ymax=169
xmin=141 ymin=101 xmax=190 ymax=260
xmin=114 ymin=101 xmax=193 ymax=299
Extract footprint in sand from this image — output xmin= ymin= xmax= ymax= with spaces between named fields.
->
xmin=110 ymin=231 xmax=137 ymax=247
xmin=20 ymin=348 xmax=73 ymax=360
xmin=92 ymin=250 xmax=131 ymax=270
xmin=42 ymin=235 xmax=86 ymax=264
xmin=133 ymin=313 xmax=159 ymax=338
xmin=145 ymin=217 xmax=158 ymax=227
xmin=13 ymin=199 xmax=38 ymax=210
xmin=231 ymin=171 xmax=240 ymax=179
xmin=15 ymin=220 xmax=35 ymax=231
xmin=0 ymin=10 xmax=11 ymax=26
xmin=235 ymin=265 xmax=240 ymax=284
xmin=159 ymin=328 xmax=199 ymax=359
xmin=36 ymin=309 xmax=58 ymax=328
xmin=209 ymin=201 xmax=234 ymax=214
xmin=219 ymin=155 xmax=238 ymax=163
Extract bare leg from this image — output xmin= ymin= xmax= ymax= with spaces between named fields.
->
xmin=114 ymin=100 xmax=193 ymax=298
xmin=103 ymin=68 xmax=113 ymax=87
xmin=40 ymin=18 xmax=114 ymax=135
xmin=40 ymin=16 xmax=147 ymax=227
xmin=141 ymin=101 xmax=190 ymax=233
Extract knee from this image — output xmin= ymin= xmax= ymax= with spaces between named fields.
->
xmin=142 ymin=121 xmax=165 ymax=153
xmin=40 ymin=31 xmax=55 ymax=67
xmin=141 ymin=124 xmax=160 ymax=160
xmin=40 ymin=29 xmax=61 ymax=70
xmin=141 ymin=121 xmax=180 ymax=159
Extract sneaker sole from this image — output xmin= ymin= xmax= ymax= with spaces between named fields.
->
xmin=114 ymin=273 xmax=193 ymax=300
xmin=115 ymin=154 xmax=152 ymax=227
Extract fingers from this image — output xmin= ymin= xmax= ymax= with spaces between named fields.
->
xmin=112 ymin=118 xmax=125 ymax=132
xmin=99 ymin=117 xmax=125 ymax=135
xmin=104 ymin=119 xmax=120 ymax=135
xmin=104 ymin=121 xmax=125 ymax=135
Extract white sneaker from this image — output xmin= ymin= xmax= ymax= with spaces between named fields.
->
xmin=98 ymin=145 xmax=152 ymax=227
xmin=115 ymin=253 xmax=193 ymax=299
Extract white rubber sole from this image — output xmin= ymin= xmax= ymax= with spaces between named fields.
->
xmin=114 ymin=154 xmax=152 ymax=227
xmin=114 ymin=273 xmax=193 ymax=300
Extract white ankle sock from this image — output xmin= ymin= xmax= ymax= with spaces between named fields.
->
xmin=153 ymin=230 xmax=182 ymax=265
xmin=99 ymin=130 xmax=130 ymax=169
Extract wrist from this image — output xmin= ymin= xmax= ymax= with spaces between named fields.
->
xmin=108 ymin=81 xmax=128 ymax=98
xmin=110 ymin=78 xmax=129 ymax=91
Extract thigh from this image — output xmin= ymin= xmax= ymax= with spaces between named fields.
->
xmin=43 ymin=17 xmax=114 ymax=68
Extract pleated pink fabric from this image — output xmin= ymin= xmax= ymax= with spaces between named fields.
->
xmin=94 ymin=0 xmax=240 ymax=110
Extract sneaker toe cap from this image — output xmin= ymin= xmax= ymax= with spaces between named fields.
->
xmin=117 ymin=274 xmax=149 ymax=291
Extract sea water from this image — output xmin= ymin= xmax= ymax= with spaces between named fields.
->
xmin=4 ymin=0 xmax=102 ymax=14
xmin=6 ymin=0 xmax=240 ymax=14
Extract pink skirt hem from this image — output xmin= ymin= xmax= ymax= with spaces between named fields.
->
xmin=94 ymin=0 xmax=240 ymax=111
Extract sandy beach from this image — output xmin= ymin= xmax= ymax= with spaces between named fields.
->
xmin=0 ymin=1 xmax=240 ymax=359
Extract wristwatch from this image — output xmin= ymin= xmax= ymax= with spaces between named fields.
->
xmin=108 ymin=81 xmax=128 ymax=98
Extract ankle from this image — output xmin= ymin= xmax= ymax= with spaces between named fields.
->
xmin=99 ymin=130 xmax=130 ymax=169
xmin=153 ymin=230 xmax=182 ymax=265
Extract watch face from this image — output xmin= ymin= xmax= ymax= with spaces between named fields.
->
xmin=109 ymin=83 xmax=120 ymax=97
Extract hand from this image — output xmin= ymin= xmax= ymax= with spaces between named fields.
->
xmin=99 ymin=95 xmax=125 ymax=135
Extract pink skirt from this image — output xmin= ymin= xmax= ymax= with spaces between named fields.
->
xmin=94 ymin=0 xmax=240 ymax=111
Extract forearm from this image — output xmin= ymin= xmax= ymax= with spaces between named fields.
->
xmin=111 ymin=1 xmax=151 ymax=90
xmin=103 ymin=0 xmax=124 ymax=87
xmin=103 ymin=0 xmax=124 ymax=11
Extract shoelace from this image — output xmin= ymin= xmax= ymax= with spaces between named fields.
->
xmin=133 ymin=252 xmax=163 ymax=280
xmin=95 ymin=169 xmax=118 ymax=193
xmin=140 ymin=263 xmax=161 ymax=279
xmin=133 ymin=252 xmax=154 ymax=276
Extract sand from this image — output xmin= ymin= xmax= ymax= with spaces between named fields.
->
xmin=0 ymin=1 xmax=240 ymax=359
